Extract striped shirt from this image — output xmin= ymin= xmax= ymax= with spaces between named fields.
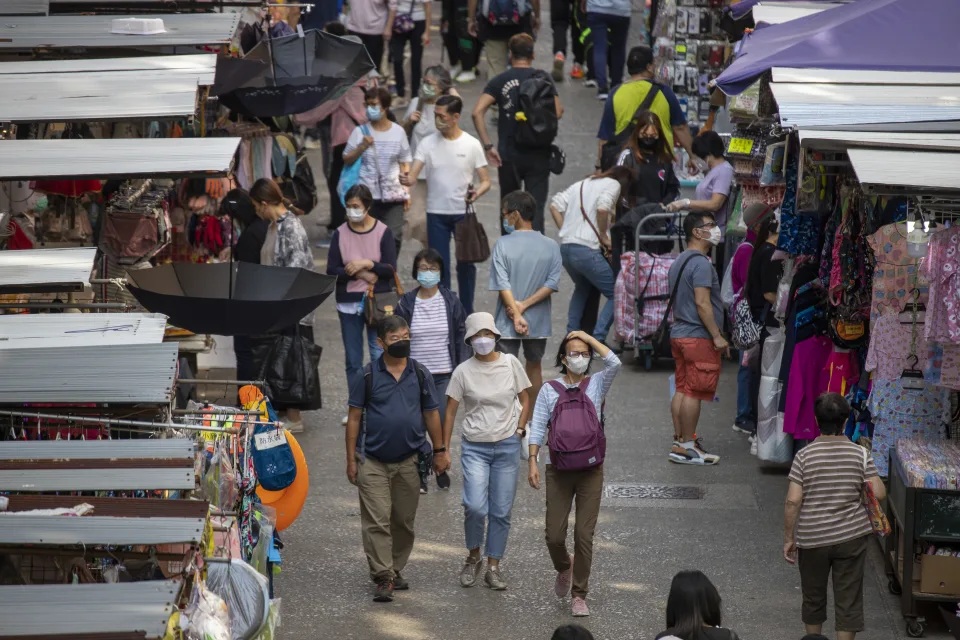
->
xmin=788 ymin=439 xmax=878 ymax=549
xmin=409 ymin=291 xmax=453 ymax=375
xmin=345 ymin=123 xmax=412 ymax=202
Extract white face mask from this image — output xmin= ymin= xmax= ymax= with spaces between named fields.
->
xmin=471 ymin=336 xmax=496 ymax=356
xmin=346 ymin=207 xmax=366 ymax=223
xmin=704 ymin=225 xmax=722 ymax=246
xmin=566 ymin=355 xmax=590 ymax=375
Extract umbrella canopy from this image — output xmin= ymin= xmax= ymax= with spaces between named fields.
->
xmin=715 ymin=0 xmax=960 ymax=95
xmin=125 ymin=262 xmax=336 ymax=336
xmin=213 ymin=30 xmax=374 ymax=117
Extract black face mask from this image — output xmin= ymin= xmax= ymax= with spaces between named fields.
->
xmin=638 ymin=137 xmax=659 ymax=150
xmin=386 ymin=339 xmax=411 ymax=358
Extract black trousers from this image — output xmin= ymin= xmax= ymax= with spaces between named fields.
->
xmin=442 ymin=0 xmax=480 ymax=70
xmin=391 ymin=20 xmax=427 ymax=98
xmin=352 ymin=31 xmax=385 ymax=72
xmin=326 ymin=143 xmax=347 ymax=231
xmin=498 ymin=153 xmax=551 ymax=233
xmin=551 ymin=0 xmax=586 ymax=64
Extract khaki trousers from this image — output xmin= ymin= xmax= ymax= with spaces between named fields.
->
xmin=544 ymin=464 xmax=604 ymax=598
xmin=485 ymin=39 xmax=510 ymax=76
xmin=357 ymin=454 xmax=421 ymax=581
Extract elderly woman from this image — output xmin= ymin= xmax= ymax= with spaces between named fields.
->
xmin=784 ymin=393 xmax=887 ymax=640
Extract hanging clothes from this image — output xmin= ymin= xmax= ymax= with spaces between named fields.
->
xmin=865 ymin=312 xmax=938 ymax=382
xmin=867 ymin=222 xmax=928 ymax=323
xmin=782 ymin=334 xmax=833 ymax=441
xmin=867 ymin=379 xmax=949 ymax=477
xmin=923 ymin=225 xmax=960 ymax=344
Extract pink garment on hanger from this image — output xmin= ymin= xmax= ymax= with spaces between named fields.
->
xmin=865 ymin=312 xmax=935 ymax=381
xmin=782 ymin=335 xmax=833 ymax=441
xmin=924 ymin=226 xmax=960 ymax=344
xmin=867 ymin=223 xmax=929 ymax=323
xmin=824 ymin=349 xmax=859 ymax=395
xmin=938 ymin=344 xmax=960 ymax=390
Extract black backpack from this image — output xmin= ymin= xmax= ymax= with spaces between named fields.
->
xmin=486 ymin=0 xmax=521 ymax=25
xmin=279 ymin=152 xmax=319 ymax=215
xmin=600 ymin=82 xmax=662 ymax=170
xmin=515 ymin=70 xmax=558 ymax=150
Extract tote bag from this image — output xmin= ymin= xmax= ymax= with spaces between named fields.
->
xmin=455 ymin=202 xmax=490 ymax=263
xmin=337 ymin=125 xmax=372 ymax=206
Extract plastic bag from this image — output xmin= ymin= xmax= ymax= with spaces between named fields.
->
xmin=185 ymin=582 xmax=231 ymax=640
xmin=757 ymin=328 xmax=793 ymax=463
xmin=254 ymin=330 xmax=321 ymax=408
xmin=207 ymin=559 xmax=271 ymax=640
xmin=252 ymin=599 xmax=281 ymax=640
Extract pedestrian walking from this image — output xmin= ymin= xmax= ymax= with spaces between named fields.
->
xmin=584 ymin=0 xmax=630 ymax=100
xmin=549 ymin=166 xmax=631 ymax=343
xmin=491 ymin=190 xmax=563 ymax=396
xmin=528 ymin=331 xmax=622 ymax=617
xmin=596 ymin=46 xmax=695 ymax=171
xmin=343 ymin=87 xmax=412 ymax=254
xmin=396 ymin=247 xmax=470 ymax=492
xmin=402 ymin=94 xmax=491 ymax=314
xmin=667 ymin=212 xmax=727 ymax=465
xmin=346 ymin=0 xmax=390 ymax=74
xmin=345 ymin=315 xmax=449 ymax=602
xmin=441 ymin=0 xmax=481 ymax=82
xmin=656 ymin=570 xmax=740 ymax=640
xmin=473 ymin=34 xmax=564 ymax=233
xmin=327 ymin=184 xmax=398 ymax=421
xmin=616 ymin=111 xmax=681 ymax=206
xmin=784 ymin=393 xmax=886 ymax=640
xmin=466 ymin=0 xmax=539 ymax=75
xmin=665 ymin=131 xmax=735 ymax=227
xmin=249 ymin=179 xmax=319 ymax=433
xmin=385 ymin=0 xmax=432 ymax=109
xmin=550 ymin=0 xmax=588 ymax=81
xmin=444 ymin=312 xmax=532 ymax=590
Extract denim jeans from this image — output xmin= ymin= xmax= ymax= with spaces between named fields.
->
xmin=426 ymin=213 xmax=477 ymax=314
xmin=587 ymin=12 xmax=630 ymax=92
xmin=735 ymin=361 xmax=756 ymax=430
xmin=561 ymin=243 xmax=616 ymax=342
xmin=461 ymin=435 xmax=522 ymax=559
xmin=338 ymin=310 xmax=384 ymax=394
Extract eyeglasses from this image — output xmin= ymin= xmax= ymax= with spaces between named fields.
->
xmin=566 ymin=351 xmax=590 ymax=358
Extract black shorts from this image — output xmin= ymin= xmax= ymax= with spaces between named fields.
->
xmin=498 ymin=338 xmax=547 ymax=362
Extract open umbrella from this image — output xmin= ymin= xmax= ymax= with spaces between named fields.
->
xmin=213 ymin=30 xmax=375 ymax=118
xmin=125 ymin=262 xmax=336 ymax=336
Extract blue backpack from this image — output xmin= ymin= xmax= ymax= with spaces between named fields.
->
xmin=337 ymin=124 xmax=372 ymax=205
xmin=250 ymin=399 xmax=297 ymax=491
xmin=486 ymin=0 xmax=521 ymax=25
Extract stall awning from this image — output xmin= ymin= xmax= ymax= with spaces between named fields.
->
xmin=0 ymin=138 xmax=241 ymax=179
xmin=0 ymin=312 xmax=167 ymax=348
xmin=0 ymin=247 xmax=96 ymax=293
xmin=773 ymin=67 xmax=960 ymax=86
xmin=0 ymin=12 xmax=240 ymax=49
xmin=798 ymin=130 xmax=960 ymax=152
xmin=771 ymin=82 xmax=960 ymax=128
xmin=0 ymin=53 xmax=216 ymax=81
xmin=847 ymin=149 xmax=960 ymax=191
xmin=752 ymin=2 xmax=838 ymax=26
xmin=1 ymin=0 xmax=49 ymax=14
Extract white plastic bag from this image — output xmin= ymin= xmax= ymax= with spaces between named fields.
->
xmin=756 ymin=327 xmax=793 ymax=463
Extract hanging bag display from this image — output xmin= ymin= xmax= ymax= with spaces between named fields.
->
xmin=454 ymin=201 xmax=491 ymax=263
xmin=250 ymin=402 xmax=297 ymax=492
xmin=861 ymin=447 xmax=892 ymax=537
xmin=364 ymin=270 xmax=404 ymax=327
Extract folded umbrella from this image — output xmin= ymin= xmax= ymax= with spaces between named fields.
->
xmin=125 ymin=262 xmax=336 ymax=336
xmin=213 ymin=30 xmax=375 ymax=118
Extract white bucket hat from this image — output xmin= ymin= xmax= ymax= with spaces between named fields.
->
xmin=463 ymin=312 xmax=501 ymax=345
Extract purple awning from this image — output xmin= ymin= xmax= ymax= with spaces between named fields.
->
xmin=716 ymin=0 xmax=960 ymax=95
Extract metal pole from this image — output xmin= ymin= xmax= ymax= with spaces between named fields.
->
xmin=177 ymin=379 xmax=263 ymax=386
xmin=0 ymin=409 xmax=281 ymax=432
xmin=172 ymin=409 xmax=263 ymax=415
xmin=0 ymin=302 xmax=126 ymax=310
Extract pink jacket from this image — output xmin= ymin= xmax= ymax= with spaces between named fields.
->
xmin=294 ymin=81 xmax=367 ymax=147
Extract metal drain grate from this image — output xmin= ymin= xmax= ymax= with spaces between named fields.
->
xmin=603 ymin=484 xmax=704 ymax=500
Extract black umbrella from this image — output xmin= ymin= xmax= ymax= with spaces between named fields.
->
xmin=125 ymin=262 xmax=337 ymax=336
xmin=213 ymin=30 xmax=375 ymax=118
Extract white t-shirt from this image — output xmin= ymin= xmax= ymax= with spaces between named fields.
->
xmin=404 ymin=99 xmax=437 ymax=180
xmin=414 ymin=130 xmax=487 ymax=215
xmin=550 ymin=177 xmax=620 ymax=251
xmin=389 ymin=0 xmax=430 ymax=22
xmin=409 ymin=290 xmax=453 ymax=375
xmin=447 ymin=352 xmax=532 ymax=443
xmin=345 ymin=123 xmax=412 ymax=202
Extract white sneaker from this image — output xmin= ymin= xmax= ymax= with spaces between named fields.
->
xmin=450 ymin=64 xmax=462 ymax=78
xmin=583 ymin=79 xmax=598 ymax=88
xmin=596 ymin=92 xmax=609 ymax=101
xmin=456 ymin=69 xmax=477 ymax=83
xmin=731 ymin=423 xmax=752 ymax=435
xmin=750 ymin=439 xmax=759 ymax=456
xmin=669 ymin=438 xmax=720 ymax=465
xmin=393 ymin=97 xmax=410 ymax=109
xmin=285 ymin=420 xmax=304 ymax=434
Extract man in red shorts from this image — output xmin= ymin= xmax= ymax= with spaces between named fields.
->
xmin=666 ymin=212 xmax=728 ymax=465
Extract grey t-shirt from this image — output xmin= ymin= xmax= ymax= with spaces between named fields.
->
xmin=668 ymin=249 xmax=723 ymax=339
xmin=490 ymin=231 xmax=562 ymax=339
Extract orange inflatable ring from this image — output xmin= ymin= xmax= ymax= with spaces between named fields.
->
xmin=255 ymin=430 xmax=309 ymax=531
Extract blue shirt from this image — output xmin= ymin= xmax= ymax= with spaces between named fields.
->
xmin=489 ymin=230 xmax=562 ymax=339
xmin=348 ymin=357 xmax=439 ymax=463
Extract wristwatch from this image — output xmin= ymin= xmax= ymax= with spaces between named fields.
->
xmin=483 ymin=143 xmax=494 ymax=151
xmin=433 ymin=447 xmax=447 ymax=454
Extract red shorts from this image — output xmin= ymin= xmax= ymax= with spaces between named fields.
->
xmin=671 ymin=338 xmax=721 ymax=401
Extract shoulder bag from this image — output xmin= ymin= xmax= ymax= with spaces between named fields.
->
xmin=861 ymin=447 xmax=891 ymax=537
xmin=579 ymin=181 xmax=612 ymax=261
xmin=455 ymin=201 xmax=491 ymax=263
xmin=651 ymin=252 xmax=702 ymax=353
xmin=393 ymin=0 xmax=416 ymax=33
xmin=365 ymin=270 xmax=404 ymax=327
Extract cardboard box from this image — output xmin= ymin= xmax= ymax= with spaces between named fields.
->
xmin=920 ymin=554 xmax=960 ymax=596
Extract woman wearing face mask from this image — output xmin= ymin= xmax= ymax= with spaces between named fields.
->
xmin=665 ymin=131 xmax=734 ymax=224
xmin=527 ymin=330 xmax=621 ymax=618
xmin=616 ymin=110 xmax=681 ymax=207
xmin=327 ymin=184 xmax=399 ymax=424
xmin=343 ymin=87 xmax=412 ymax=254
xmin=395 ymin=247 xmax=469 ymax=492
xmin=444 ymin=312 xmax=532 ymax=591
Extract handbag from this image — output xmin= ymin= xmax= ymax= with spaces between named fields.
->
xmin=651 ymin=252 xmax=702 ymax=353
xmin=393 ymin=0 xmax=416 ymax=33
xmin=579 ymin=182 xmax=611 ymax=261
xmin=364 ymin=270 xmax=404 ymax=327
xmin=861 ymin=447 xmax=891 ymax=537
xmin=454 ymin=201 xmax=491 ymax=263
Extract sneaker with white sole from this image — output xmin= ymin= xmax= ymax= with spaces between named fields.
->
xmin=669 ymin=438 xmax=720 ymax=465
xmin=393 ymin=97 xmax=410 ymax=109
xmin=552 ymin=52 xmax=565 ymax=82
xmin=571 ymin=596 xmax=590 ymax=617
xmin=554 ymin=555 xmax=573 ymax=597
xmin=484 ymin=566 xmax=507 ymax=590
xmin=597 ymin=92 xmax=609 ymax=101
xmin=583 ymin=79 xmax=598 ymax=88
xmin=456 ymin=69 xmax=477 ymax=83
xmin=750 ymin=439 xmax=759 ymax=456
xmin=284 ymin=420 xmax=304 ymax=434
xmin=731 ymin=423 xmax=752 ymax=435
xmin=459 ymin=556 xmax=482 ymax=588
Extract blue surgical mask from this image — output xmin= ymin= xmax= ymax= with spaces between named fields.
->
xmin=502 ymin=218 xmax=515 ymax=234
xmin=416 ymin=270 xmax=441 ymax=288
xmin=366 ymin=105 xmax=383 ymax=121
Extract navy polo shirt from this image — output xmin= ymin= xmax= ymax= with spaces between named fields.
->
xmin=349 ymin=357 xmax=439 ymax=463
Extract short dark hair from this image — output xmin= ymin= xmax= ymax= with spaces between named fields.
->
xmin=364 ymin=86 xmax=392 ymax=110
xmin=554 ymin=334 xmax=594 ymax=375
xmin=323 ymin=21 xmax=347 ymax=36
xmin=692 ymin=130 xmax=726 ymax=160
xmin=501 ymin=190 xmax=537 ymax=222
xmin=627 ymin=45 xmax=654 ymax=75
xmin=344 ymin=184 xmax=373 ymax=210
xmin=665 ymin=570 xmax=723 ymax=638
xmin=411 ymin=247 xmax=444 ymax=281
xmin=435 ymin=94 xmax=463 ymax=115
xmin=508 ymin=33 xmax=535 ymax=60
xmin=377 ymin=315 xmax=409 ymax=340
xmin=683 ymin=211 xmax=716 ymax=242
xmin=814 ymin=392 xmax=849 ymax=436
xmin=551 ymin=625 xmax=595 ymax=640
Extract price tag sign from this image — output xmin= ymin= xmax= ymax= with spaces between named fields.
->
xmin=254 ymin=429 xmax=286 ymax=450
xmin=728 ymin=137 xmax=755 ymax=155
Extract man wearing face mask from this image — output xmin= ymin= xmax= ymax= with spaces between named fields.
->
xmin=666 ymin=212 xmax=728 ymax=466
xmin=346 ymin=315 xmax=448 ymax=602
xmin=402 ymin=95 xmax=491 ymax=314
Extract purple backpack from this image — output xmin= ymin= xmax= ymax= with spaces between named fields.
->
xmin=546 ymin=379 xmax=606 ymax=471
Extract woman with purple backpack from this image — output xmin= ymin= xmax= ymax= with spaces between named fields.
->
xmin=528 ymin=330 xmax=621 ymax=618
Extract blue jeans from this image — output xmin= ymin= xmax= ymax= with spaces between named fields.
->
xmin=587 ymin=12 xmax=630 ymax=92
xmin=736 ymin=361 xmax=757 ymax=431
xmin=427 ymin=213 xmax=477 ymax=314
xmin=338 ymin=310 xmax=383 ymax=394
xmin=461 ymin=435 xmax=522 ymax=559
xmin=561 ymin=243 xmax=616 ymax=342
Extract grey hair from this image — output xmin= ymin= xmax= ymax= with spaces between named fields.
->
xmin=423 ymin=65 xmax=453 ymax=94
